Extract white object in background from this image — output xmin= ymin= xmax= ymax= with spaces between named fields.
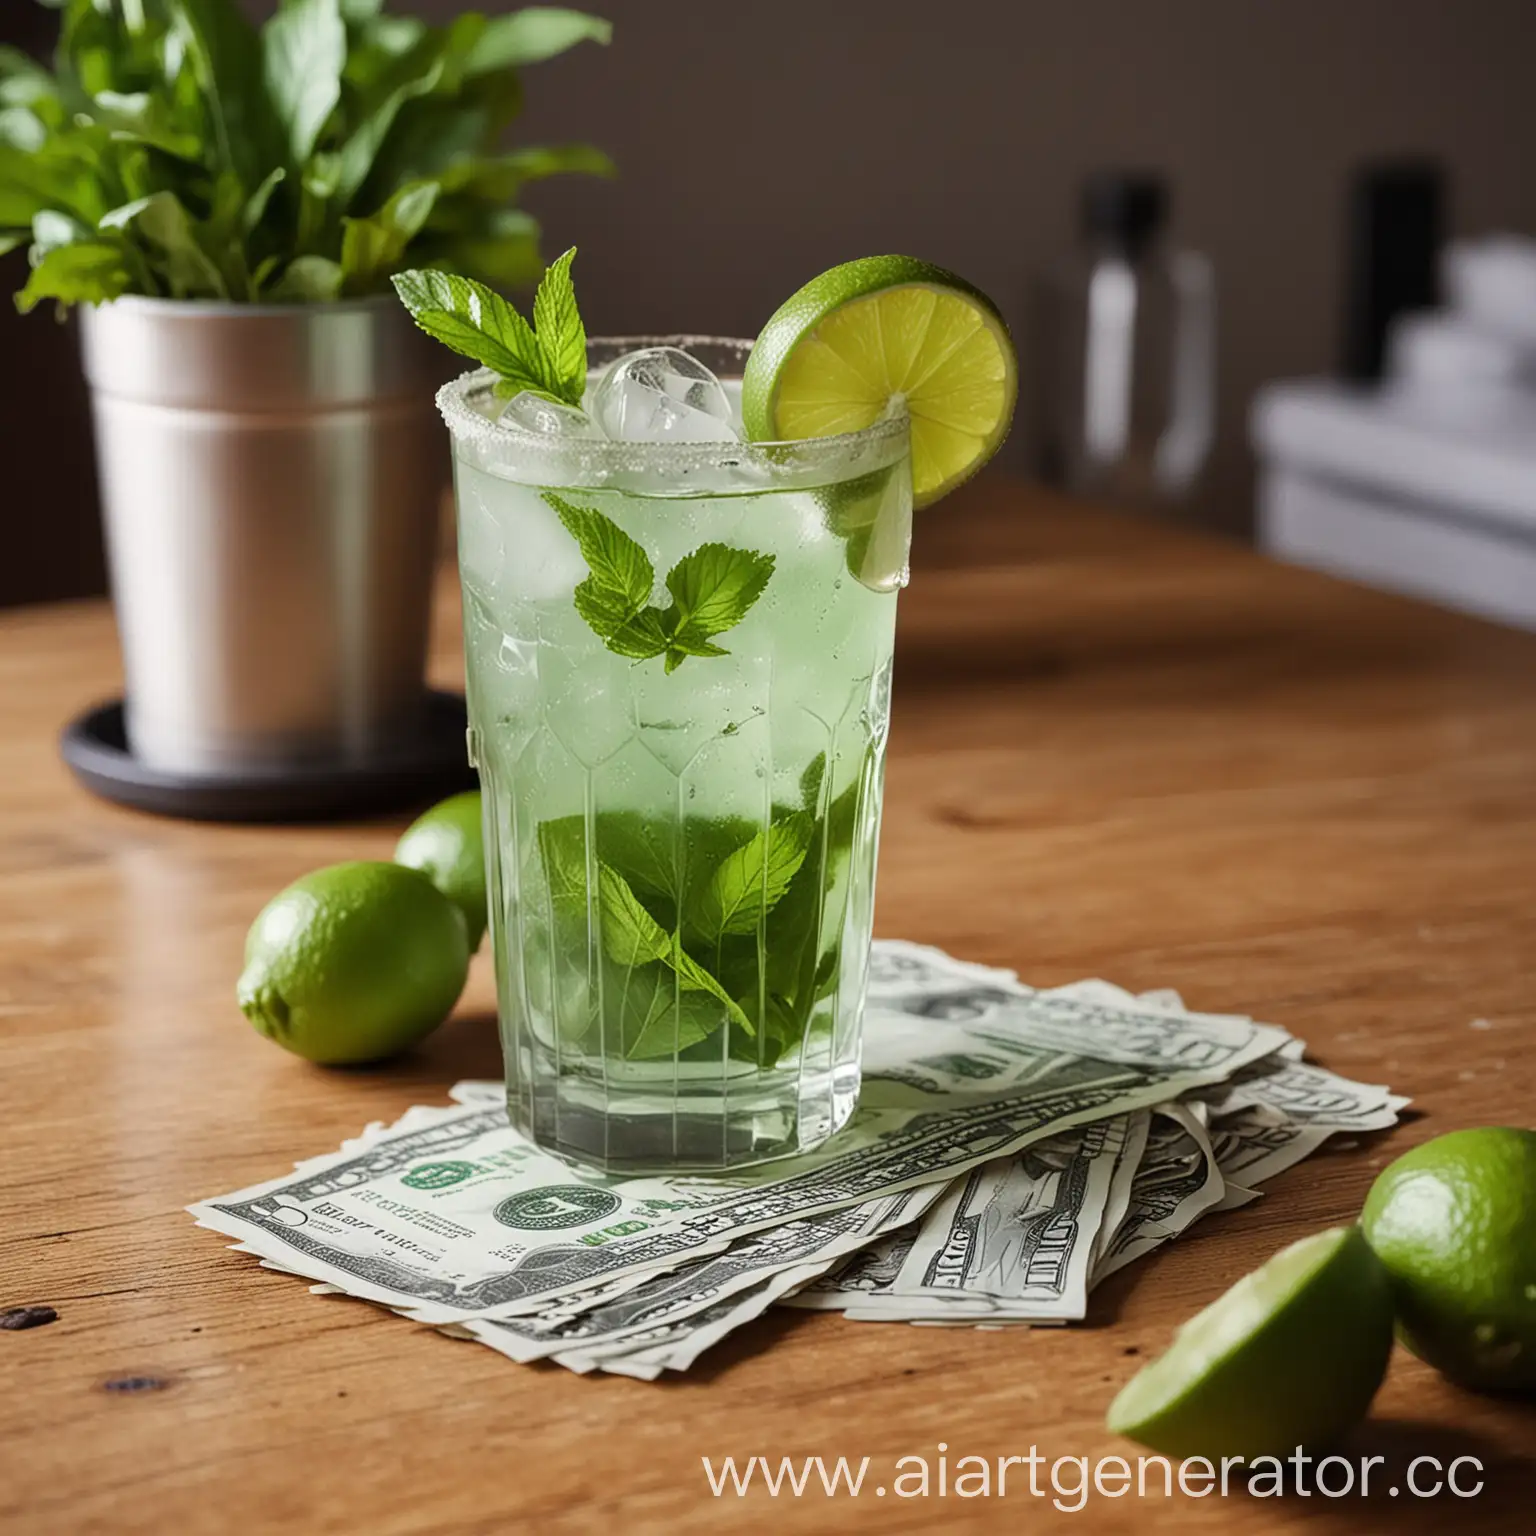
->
xmin=1252 ymin=379 xmax=1536 ymax=633
xmin=1444 ymin=236 xmax=1536 ymax=343
xmin=1261 ymin=467 xmax=1536 ymax=633
xmin=1252 ymin=231 xmax=1536 ymax=634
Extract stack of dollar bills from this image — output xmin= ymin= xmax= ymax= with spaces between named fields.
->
xmin=191 ymin=942 xmax=1406 ymax=1380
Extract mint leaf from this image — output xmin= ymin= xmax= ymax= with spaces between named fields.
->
xmin=690 ymin=813 xmax=814 ymax=943
xmin=391 ymin=267 xmax=549 ymax=393
xmin=392 ymin=259 xmax=590 ymax=406
xmin=595 ymin=863 xmax=752 ymax=1038
xmin=531 ymin=246 xmax=586 ymax=406
xmin=261 ymin=0 xmax=346 ymax=167
xmin=663 ymin=543 xmax=776 ymax=639
xmin=595 ymin=863 xmax=671 ymax=968
xmin=546 ymin=495 xmax=777 ymax=671
xmin=545 ymin=493 xmax=655 ymax=634
xmin=799 ymin=752 xmax=827 ymax=814
xmin=604 ymin=608 xmax=674 ymax=662
xmin=662 ymin=633 xmax=729 ymax=675
xmin=616 ymin=968 xmax=724 ymax=1060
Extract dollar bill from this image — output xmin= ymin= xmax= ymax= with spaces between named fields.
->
xmin=1091 ymin=1103 xmax=1225 ymax=1281
xmin=1210 ymin=1056 xmax=1408 ymax=1131
xmin=1208 ymin=1103 xmax=1332 ymax=1211
xmin=781 ymin=1228 xmax=920 ymax=1310
xmin=191 ymin=941 xmax=1403 ymax=1374
xmin=790 ymin=1118 xmax=1134 ymax=1325
xmin=463 ymin=1186 xmax=938 ymax=1364
xmin=1090 ymin=1109 xmax=1152 ymax=1271
xmin=191 ymin=981 xmax=1288 ymax=1325
xmin=566 ymin=1258 xmax=841 ymax=1379
xmin=884 ymin=1116 xmax=1128 ymax=1317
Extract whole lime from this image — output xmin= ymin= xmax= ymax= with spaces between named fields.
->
xmin=395 ymin=791 xmax=487 ymax=950
xmin=1107 ymin=1226 xmax=1395 ymax=1460
xmin=237 ymin=861 xmax=469 ymax=1064
xmin=1362 ymin=1127 xmax=1536 ymax=1392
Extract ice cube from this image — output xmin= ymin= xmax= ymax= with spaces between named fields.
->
xmin=498 ymin=390 xmax=601 ymax=438
xmin=590 ymin=347 xmax=740 ymax=443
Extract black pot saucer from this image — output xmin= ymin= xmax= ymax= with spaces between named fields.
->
xmin=59 ymin=691 xmax=477 ymax=824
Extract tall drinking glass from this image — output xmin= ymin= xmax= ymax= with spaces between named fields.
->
xmin=438 ymin=338 xmax=912 ymax=1170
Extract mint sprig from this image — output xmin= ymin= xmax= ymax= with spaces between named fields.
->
xmin=544 ymin=492 xmax=775 ymax=672
xmin=392 ymin=246 xmax=587 ymax=405
xmin=531 ymin=749 xmax=861 ymax=1063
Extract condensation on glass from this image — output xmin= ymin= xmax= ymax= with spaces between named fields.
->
xmin=438 ymin=339 xmax=913 ymax=1170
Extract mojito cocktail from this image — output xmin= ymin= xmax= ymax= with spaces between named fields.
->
xmin=440 ymin=339 xmax=911 ymax=1168
xmin=402 ymin=249 xmax=1015 ymax=1170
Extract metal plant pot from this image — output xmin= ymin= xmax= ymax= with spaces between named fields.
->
xmin=79 ymin=296 xmax=446 ymax=776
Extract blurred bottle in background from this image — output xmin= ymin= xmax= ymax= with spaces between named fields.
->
xmin=1038 ymin=170 xmax=1216 ymax=512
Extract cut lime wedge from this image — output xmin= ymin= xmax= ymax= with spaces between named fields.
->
xmin=1106 ymin=1226 xmax=1395 ymax=1461
xmin=741 ymin=255 xmax=1016 ymax=509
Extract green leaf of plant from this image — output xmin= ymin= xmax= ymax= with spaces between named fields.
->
xmin=463 ymin=8 xmax=612 ymax=74
xmin=15 ymin=239 xmax=132 ymax=313
xmin=690 ymin=813 xmax=814 ymax=943
xmin=0 ymin=142 xmax=101 ymax=227
xmin=531 ymin=245 xmax=585 ymax=406
xmin=544 ymin=492 xmax=655 ymax=633
xmin=663 ymin=542 xmax=775 ymax=640
xmin=167 ymin=0 xmax=274 ymax=185
xmin=267 ymin=252 xmax=343 ymax=300
xmin=332 ymin=45 xmax=445 ymax=203
xmin=261 ymin=0 xmax=347 ymax=167
xmin=339 ymin=178 xmax=437 ymax=294
xmin=424 ymin=209 xmax=543 ymax=291
xmin=434 ymin=144 xmax=614 ymax=202
xmin=390 ymin=265 xmax=550 ymax=388
xmin=241 ymin=167 xmax=285 ymax=237
xmin=101 ymin=191 xmax=228 ymax=298
xmin=0 ymin=106 xmax=46 ymax=153
xmin=32 ymin=209 xmax=90 ymax=256
xmin=90 ymin=89 xmax=202 ymax=160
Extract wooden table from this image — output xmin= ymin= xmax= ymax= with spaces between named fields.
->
xmin=3 ymin=482 xmax=1533 ymax=1534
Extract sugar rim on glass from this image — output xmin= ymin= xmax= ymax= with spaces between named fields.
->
xmin=434 ymin=335 xmax=910 ymax=490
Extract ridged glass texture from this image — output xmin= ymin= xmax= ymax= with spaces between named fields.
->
xmin=439 ymin=339 xmax=912 ymax=1170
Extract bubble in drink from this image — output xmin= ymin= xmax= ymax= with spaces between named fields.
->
xmin=498 ymin=390 xmax=601 ymax=438
xmin=590 ymin=347 xmax=740 ymax=443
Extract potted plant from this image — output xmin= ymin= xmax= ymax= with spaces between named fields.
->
xmin=2 ymin=0 xmax=611 ymax=788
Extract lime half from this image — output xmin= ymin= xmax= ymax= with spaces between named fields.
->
xmin=740 ymin=255 xmax=1016 ymax=508
xmin=1107 ymin=1226 xmax=1395 ymax=1461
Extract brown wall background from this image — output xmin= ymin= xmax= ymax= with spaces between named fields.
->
xmin=4 ymin=0 xmax=1535 ymax=603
